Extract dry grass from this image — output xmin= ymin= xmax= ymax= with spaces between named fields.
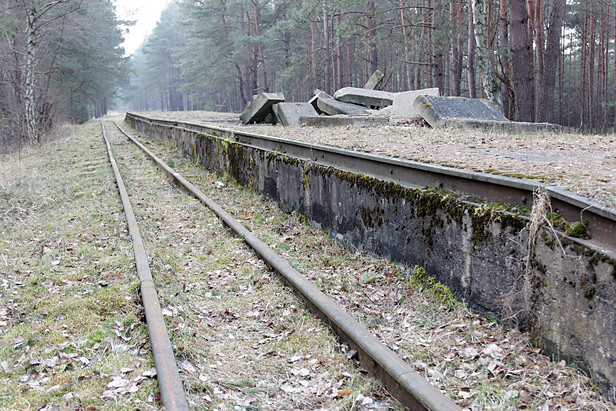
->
xmin=0 ymin=122 xmax=159 ymax=409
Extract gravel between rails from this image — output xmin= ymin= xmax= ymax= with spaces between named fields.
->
xmin=136 ymin=110 xmax=616 ymax=208
xmin=116 ymin=116 xmax=615 ymax=410
xmin=103 ymin=122 xmax=401 ymax=410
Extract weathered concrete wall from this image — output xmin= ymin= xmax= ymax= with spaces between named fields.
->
xmin=126 ymin=115 xmax=616 ymax=398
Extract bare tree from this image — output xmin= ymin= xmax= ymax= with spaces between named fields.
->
xmin=22 ymin=0 xmax=79 ymax=143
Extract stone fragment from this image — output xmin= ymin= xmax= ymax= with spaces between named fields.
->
xmin=307 ymin=89 xmax=329 ymax=112
xmin=333 ymin=87 xmax=394 ymax=109
xmin=299 ymin=116 xmax=388 ymax=128
xmin=363 ymin=70 xmax=384 ymax=90
xmin=414 ymin=95 xmax=562 ymax=132
xmin=379 ymin=88 xmax=440 ymax=120
xmin=239 ymin=93 xmax=285 ymax=124
xmin=414 ymin=95 xmax=507 ymax=127
xmin=272 ymin=102 xmax=318 ymax=126
xmin=309 ymin=90 xmax=368 ymax=116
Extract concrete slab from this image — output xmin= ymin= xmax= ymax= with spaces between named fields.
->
xmin=414 ymin=95 xmax=562 ymax=132
xmin=413 ymin=95 xmax=507 ymax=127
xmin=308 ymin=89 xmax=329 ymax=113
xmin=364 ymin=70 xmax=384 ymax=90
xmin=239 ymin=92 xmax=285 ymax=124
xmin=334 ymin=87 xmax=394 ymax=109
xmin=272 ymin=102 xmax=318 ymax=126
xmin=379 ymin=88 xmax=440 ymax=119
xmin=299 ymin=115 xmax=389 ymax=127
xmin=309 ymin=90 xmax=369 ymax=116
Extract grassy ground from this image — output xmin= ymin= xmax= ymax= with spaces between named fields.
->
xmin=1 ymin=118 xmax=614 ymax=410
xmin=0 ymin=122 xmax=159 ymax=409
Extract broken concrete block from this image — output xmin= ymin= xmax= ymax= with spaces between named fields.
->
xmin=299 ymin=115 xmax=389 ymax=128
xmin=379 ymin=88 xmax=440 ymax=119
xmin=413 ymin=95 xmax=562 ymax=132
xmin=317 ymin=96 xmax=369 ymax=116
xmin=239 ymin=93 xmax=285 ymax=124
xmin=272 ymin=102 xmax=318 ymax=126
xmin=308 ymin=89 xmax=331 ymax=113
xmin=364 ymin=70 xmax=384 ymax=90
xmin=333 ymin=87 xmax=394 ymax=109
xmin=413 ymin=95 xmax=508 ymax=127
xmin=307 ymin=89 xmax=368 ymax=116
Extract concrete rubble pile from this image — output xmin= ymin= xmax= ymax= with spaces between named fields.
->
xmin=239 ymin=70 xmax=438 ymax=128
xmin=239 ymin=69 xmax=561 ymax=132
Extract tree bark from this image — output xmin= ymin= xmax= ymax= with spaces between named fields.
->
xmin=467 ymin=0 xmax=476 ymax=98
xmin=400 ymin=0 xmax=413 ymax=90
xmin=509 ymin=0 xmax=534 ymax=121
xmin=365 ymin=1 xmax=378 ymax=75
xmin=472 ymin=0 xmax=502 ymax=108
xmin=25 ymin=7 xmax=38 ymax=143
xmin=323 ymin=0 xmax=331 ymax=93
xmin=499 ymin=0 xmax=510 ymax=117
xmin=450 ymin=1 xmax=463 ymax=96
xmin=537 ymin=0 xmax=565 ymax=123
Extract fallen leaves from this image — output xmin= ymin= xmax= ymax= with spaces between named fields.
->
xmin=103 ymin=367 xmax=157 ymax=399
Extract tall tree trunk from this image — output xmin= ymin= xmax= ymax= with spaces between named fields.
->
xmin=588 ymin=0 xmax=595 ymax=131
xmin=365 ymin=1 xmax=378 ymax=75
xmin=509 ymin=0 xmax=534 ymax=121
xmin=336 ymin=12 xmax=344 ymax=88
xmin=472 ymin=0 xmax=502 ymax=107
xmin=537 ymin=0 xmax=565 ymax=123
xmin=400 ymin=0 xmax=413 ymax=90
xmin=499 ymin=0 xmax=511 ymax=117
xmin=433 ymin=2 xmax=445 ymax=93
xmin=580 ymin=0 xmax=588 ymax=130
xmin=323 ymin=0 xmax=331 ymax=93
xmin=450 ymin=1 xmax=463 ymax=96
xmin=467 ymin=0 xmax=476 ymax=98
xmin=25 ymin=7 xmax=38 ymax=143
xmin=309 ymin=21 xmax=317 ymax=91
xmin=533 ymin=0 xmax=543 ymax=120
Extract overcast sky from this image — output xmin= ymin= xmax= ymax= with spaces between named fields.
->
xmin=114 ymin=0 xmax=173 ymax=55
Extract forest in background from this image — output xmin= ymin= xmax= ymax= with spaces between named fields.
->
xmin=128 ymin=0 xmax=616 ymax=133
xmin=0 ymin=0 xmax=128 ymax=151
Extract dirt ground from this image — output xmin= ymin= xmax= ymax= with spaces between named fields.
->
xmin=135 ymin=110 xmax=616 ymax=208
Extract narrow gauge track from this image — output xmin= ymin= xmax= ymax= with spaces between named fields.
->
xmin=126 ymin=113 xmax=616 ymax=255
xmin=100 ymin=120 xmax=460 ymax=410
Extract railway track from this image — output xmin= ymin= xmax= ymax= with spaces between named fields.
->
xmin=100 ymin=121 xmax=460 ymax=410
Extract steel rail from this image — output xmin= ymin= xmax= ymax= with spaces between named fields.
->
xmin=126 ymin=113 xmax=616 ymax=253
xmin=112 ymin=121 xmax=461 ymax=411
xmin=101 ymin=122 xmax=190 ymax=411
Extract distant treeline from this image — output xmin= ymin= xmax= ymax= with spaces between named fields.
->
xmin=0 ymin=0 xmax=128 ymax=150
xmin=128 ymin=0 xmax=616 ymax=133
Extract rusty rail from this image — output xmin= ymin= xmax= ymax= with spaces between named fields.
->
xmin=112 ymin=121 xmax=461 ymax=410
xmin=101 ymin=122 xmax=189 ymax=411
